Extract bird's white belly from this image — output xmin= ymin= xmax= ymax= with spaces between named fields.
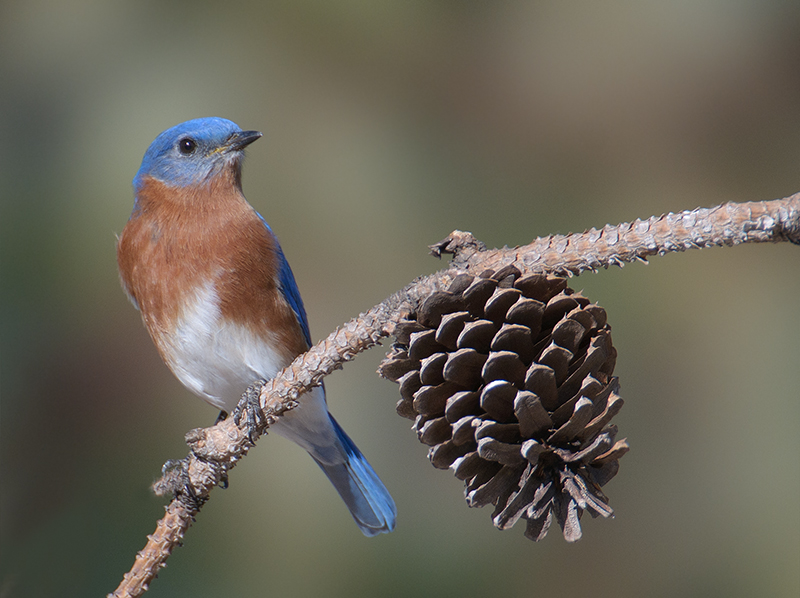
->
xmin=162 ymin=282 xmax=285 ymax=412
xmin=159 ymin=282 xmax=338 ymax=459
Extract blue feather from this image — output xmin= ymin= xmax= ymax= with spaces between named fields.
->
xmin=135 ymin=117 xmax=245 ymax=190
xmin=256 ymin=213 xmax=312 ymax=346
xmin=313 ymin=416 xmax=397 ymax=536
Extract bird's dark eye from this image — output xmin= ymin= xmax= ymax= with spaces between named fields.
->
xmin=178 ymin=138 xmax=197 ymax=155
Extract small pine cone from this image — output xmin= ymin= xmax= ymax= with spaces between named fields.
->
xmin=379 ymin=266 xmax=629 ymax=542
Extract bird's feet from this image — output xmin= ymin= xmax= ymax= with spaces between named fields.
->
xmin=231 ymin=379 xmax=267 ymax=445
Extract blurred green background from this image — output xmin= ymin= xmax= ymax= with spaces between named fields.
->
xmin=2 ymin=2 xmax=799 ymax=597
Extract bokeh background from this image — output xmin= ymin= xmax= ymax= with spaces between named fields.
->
xmin=2 ymin=2 xmax=799 ymax=597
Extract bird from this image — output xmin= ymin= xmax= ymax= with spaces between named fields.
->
xmin=117 ymin=117 xmax=396 ymax=536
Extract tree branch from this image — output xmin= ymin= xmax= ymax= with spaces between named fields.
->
xmin=109 ymin=193 xmax=799 ymax=598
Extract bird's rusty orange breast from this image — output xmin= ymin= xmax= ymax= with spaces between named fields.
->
xmin=117 ymin=175 xmax=308 ymax=365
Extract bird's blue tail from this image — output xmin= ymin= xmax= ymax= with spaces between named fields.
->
xmin=311 ymin=417 xmax=396 ymax=537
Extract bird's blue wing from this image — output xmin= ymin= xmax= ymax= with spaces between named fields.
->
xmin=276 ymin=245 xmax=312 ymax=347
xmin=256 ymin=214 xmax=312 ymax=347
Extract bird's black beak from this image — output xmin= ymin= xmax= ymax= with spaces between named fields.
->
xmin=226 ymin=130 xmax=262 ymax=152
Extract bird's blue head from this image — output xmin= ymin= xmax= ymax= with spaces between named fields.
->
xmin=134 ymin=117 xmax=262 ymax=190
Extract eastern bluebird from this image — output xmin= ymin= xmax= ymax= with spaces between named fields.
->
xmin=117 ymin=117 xmax=396 ymax=536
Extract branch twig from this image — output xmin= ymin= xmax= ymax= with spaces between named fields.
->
xmin=109 ymin=194 xmax=799 ymax=598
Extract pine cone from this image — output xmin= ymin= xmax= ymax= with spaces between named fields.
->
xmin=379 ymin=266 xmax=629 ymax=541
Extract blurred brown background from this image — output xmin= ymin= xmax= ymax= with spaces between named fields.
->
xmin=1 ymin=2 xmax=799 ymax=597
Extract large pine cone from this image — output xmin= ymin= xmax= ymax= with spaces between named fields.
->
xmin=379 ymin=266 xmax=629 ymax=541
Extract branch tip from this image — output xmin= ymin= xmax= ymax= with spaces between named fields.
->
xmin=430 ymin=230 xmax=487 ymax=260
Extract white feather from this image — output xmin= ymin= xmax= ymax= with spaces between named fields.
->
xmin=161 ymin=282 xmax=282 ymax=412
xmin=160 ymin=282 xmax=338 ymax=455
